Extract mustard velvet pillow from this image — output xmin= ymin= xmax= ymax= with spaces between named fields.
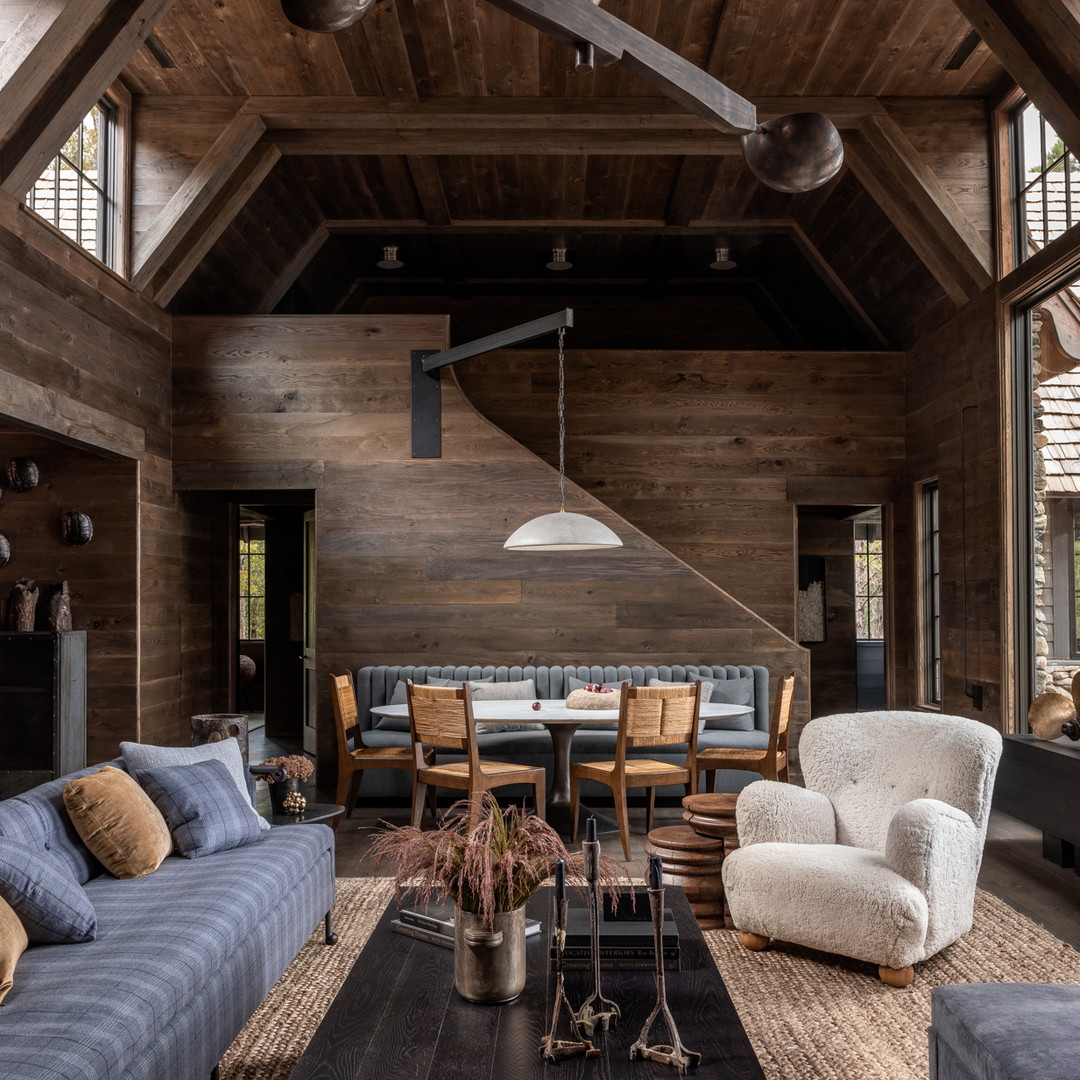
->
xmin=0 ymin=894 xmax=27 ymax=1005
xmin=63 ymin=766 xmax=173 ymax=879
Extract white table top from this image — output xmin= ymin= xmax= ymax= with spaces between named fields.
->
xmin=370 ymin=698 xmax=753 ymax=725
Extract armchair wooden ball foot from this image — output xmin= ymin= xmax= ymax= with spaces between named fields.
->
xmin=738 ymin=932 xmax=770 ymax=951
xmin=878 ymin=965 xmax=915 ymax=988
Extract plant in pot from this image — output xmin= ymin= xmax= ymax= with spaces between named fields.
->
xmin=370 ymin=795 xmax=629 ymax=1004
xmin=256 ymin=754 xmax=314 ymax=813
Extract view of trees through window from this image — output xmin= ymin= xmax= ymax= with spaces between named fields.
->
xmin=854 ymin=529 xmax=884 ymax=640
xmin=26 ymin=103 xmax=114 ymax=265
xmin=239 ymin=525 xmax=266 ymax=640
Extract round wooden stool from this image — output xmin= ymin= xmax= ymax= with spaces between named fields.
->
xmin=644 ymin=825 xmax=726 ymax=930
xmin=681 ymin=792 xmax=740 ymax=928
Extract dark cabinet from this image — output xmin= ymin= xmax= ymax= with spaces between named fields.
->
xmin=0 ymin=631 xmax=86 ymax=797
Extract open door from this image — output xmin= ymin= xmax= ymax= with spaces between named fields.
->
xmin=302 ymin=509 xmax=317 ymax=755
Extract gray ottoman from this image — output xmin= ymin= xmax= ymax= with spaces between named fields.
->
xmin=929 ymin=983 xmax=1080 ymax=1079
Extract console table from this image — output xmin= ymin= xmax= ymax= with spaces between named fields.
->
xmin=290 ymin=886 xmax=763 ymax=1079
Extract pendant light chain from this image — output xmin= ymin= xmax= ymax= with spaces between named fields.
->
xmin=557 ymin=325 xmax=566 ymax=512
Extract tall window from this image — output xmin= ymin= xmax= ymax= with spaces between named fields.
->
xmin=920 ymin=481 xmax=941 ymax=706
xmin=239 ymin=524 xmax=266 ymax=640
xmin=26 ymin=101 xmax=116 ymax=266
xmin=854 ymin=525 xmax=884 ymax=639
xmin=1012 ymin=100 xmax=1080 ymax=265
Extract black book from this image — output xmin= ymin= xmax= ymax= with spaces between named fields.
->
xmin=558 ymin=954 xmax=679 ymax=971
xmin=560 ymin=891 xmax=678 ymax=949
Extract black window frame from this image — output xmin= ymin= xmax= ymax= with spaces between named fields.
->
xmin=920 ymin=480 xmax=942 ymax=708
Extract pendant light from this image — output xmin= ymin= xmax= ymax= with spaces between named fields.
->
xmin=504 ymin=327 xmax=623 ymax=551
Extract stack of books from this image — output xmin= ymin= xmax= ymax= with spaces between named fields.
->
xmin=552 ymin=891 xmax=680 ymax=971
xmin=390 ymin=900 xmax=542 ymax=950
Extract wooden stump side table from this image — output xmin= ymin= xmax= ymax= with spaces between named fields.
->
xmin=191 ymin=712 xmax=250 ymax=763
xmin=645 ymin=825 xmax=727 ymax=930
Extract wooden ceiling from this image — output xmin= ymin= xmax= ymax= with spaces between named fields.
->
xmin=104 ymin=0 xmax=1012 ymax=348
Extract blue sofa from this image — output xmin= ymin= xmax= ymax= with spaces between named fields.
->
xmin=0 ymin=761 xmax=336 ymax=1080
xmin=929 ymin=983 xmax=1080 ymax=1080
xmin=355 ymin=662 xmax=772 ymax=798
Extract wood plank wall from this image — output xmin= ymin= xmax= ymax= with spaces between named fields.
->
xmin=897 ymin=289 xmax=1003 ymax=727
xmin=456 ymin=348 xmax=907 ymax=638
xmin=0 ymin=191 xmax=217 ymax=759
xmin=170 ymin=315 xmax=810 ymax=789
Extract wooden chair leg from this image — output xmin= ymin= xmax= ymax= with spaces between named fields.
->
xmin=878 ymin=965 xmax=915 ymax=988
xmin=342 ymin=771 xmax=362 ymax=818
xmin=738 ymin=932 xmax=770 ymax=951
xmin=426 ymin=782 xmax=437 ymax=822
xmin=613 ymin=781 xmax=632 ymax=862
xmin=533 ymin=778 xmax=546 ymax=821
xmin=411 ymin=781 xmax=428 ymax=829
xmin=645 ymin=786 xmax=656 ymax=835
xmin=570 ymin=777 xmax=581 ymax=841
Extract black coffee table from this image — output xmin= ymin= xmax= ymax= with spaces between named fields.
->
xmin=289 ymin=886 xmax=763 ymax=1079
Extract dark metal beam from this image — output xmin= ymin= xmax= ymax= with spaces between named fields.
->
xmin=421 ymin=308 xmax=574 ymax=371
xmin=482 ymin=0 xmax=757 ymax=135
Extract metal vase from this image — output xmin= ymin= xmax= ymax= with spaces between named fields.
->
xmin=454 ymin=906 xmax=527 ymax=1004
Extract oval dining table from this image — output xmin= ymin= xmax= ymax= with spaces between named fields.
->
xmin=369 ymin=698 xmax=753 ymax=835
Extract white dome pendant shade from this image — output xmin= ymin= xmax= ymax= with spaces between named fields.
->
xmin=504 ymin=509 xmax=623 ymax=551
xmin=504 ymin=326 xmax=622 ymax=552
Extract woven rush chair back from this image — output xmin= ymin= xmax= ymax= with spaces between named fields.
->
xmin=332 ymin=672 xmax=364 ymax=752
xmin=406 ymin=682 xmax=474 ymax=751
xmin=618 ymin=683 xmax=701 ymax=750
xmin=770 ymin=671 xmax=796 ymax=760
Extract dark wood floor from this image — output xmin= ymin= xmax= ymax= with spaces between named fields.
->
xmin=251 ymin=728 xmax=1080 ymax=950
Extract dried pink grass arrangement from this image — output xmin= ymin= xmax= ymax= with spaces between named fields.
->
xmin=370 ymin=794 xmax=630 ymax=928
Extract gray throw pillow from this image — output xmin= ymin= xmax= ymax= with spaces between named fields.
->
xmin=468 ymin=679 xmax=543 ymax=733
xmin=0 ymin=837 xmax=96 ymax=944
xmin=648 ymin=678 xmax=715 ymax=732
xmin=707 ymin=677 xmax=756 ymax=731
xmin=120 ymin=738 xmax=270 ymax=831
xmin=377 ymin=675 xmax=495 ymax=731
xmin=137 ymin=759 xmax=265 ymax=859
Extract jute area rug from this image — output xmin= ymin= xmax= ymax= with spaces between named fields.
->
xmin=221 ymin=878 xmax=1080 ymax=1080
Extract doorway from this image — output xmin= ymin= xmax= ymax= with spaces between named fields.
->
xmin=232 ymin=495 xmax=315 ymax=743
xmin=796 ymin=504 xmax=887 ymax=715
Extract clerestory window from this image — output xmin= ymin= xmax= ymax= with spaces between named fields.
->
xmin=26 ymin=100 xmax=118 ymax=267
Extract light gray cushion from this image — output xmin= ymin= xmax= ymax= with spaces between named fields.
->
xmin=379 ymin=675 xmax=495 ymax=731
xmin=707 ymin=677 xmax=756 ymax=730
xmin=120 ymin=738 xmax=270 ymax=832
xmin=468 ymin=678 xmax=543 ymax=732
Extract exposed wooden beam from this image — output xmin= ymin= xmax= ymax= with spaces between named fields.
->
xmin=241 ymin=95 xmax=886 ymax=131
xmin=131 ymin=112 xmax=267 ymax=291
xmin=320 ymin=219 xmax=793 ymax=234
xmin=0 ymin=0 xmax=176 ymax=197
xmin=845 ymin=114 xmax=993 ymax=305
xmin=952 ymin=0 xmax=1080 ymax=163
xmin=149 ymin=143 xmax=280 ymax=307
xmin=255 ymin=226 xmax=329 ymax=315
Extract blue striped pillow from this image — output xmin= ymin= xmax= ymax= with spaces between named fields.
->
xmin=136 ymin=759 xmax=265 ymax=859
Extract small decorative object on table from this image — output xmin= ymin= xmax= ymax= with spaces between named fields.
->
xmin=629 ymin=854 xmax=701 ymax=1073
xmin=565 ymin=683 xmax=619 ymax=710
xmin=541 ymin=859 xmax=599 ymax=1060
xmin=370 ymin=793 xmax=628 ymax=1006
xmin=573 ymin=815 xmax=621 ymax=1035
xmin=282 ymin=790 xmax=307 ymax=816
xmin=255 ymin=754 xmax=314 ymax=814
xmin=8 ymin=577 xmax=38 ymax=631
xmin=48 ymin=581 xmax=72 ymax=632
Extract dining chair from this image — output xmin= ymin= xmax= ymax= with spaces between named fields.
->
xmin=405 ymin=682 xmax=547 ymax=828
xmin=570 ymin=683 xmax=701 ymax=861
xmin=332 ymin=672 xmax=430 ymax=818
xmin=694 ymin=671 xmax=796 ymax=793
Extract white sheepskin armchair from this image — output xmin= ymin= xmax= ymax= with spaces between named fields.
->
xmin=721 ymin=711 xmax=1002 ymax=987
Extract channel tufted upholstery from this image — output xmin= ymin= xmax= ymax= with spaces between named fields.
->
xmin=721 ymin=711 xmax=1002 ymax=985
